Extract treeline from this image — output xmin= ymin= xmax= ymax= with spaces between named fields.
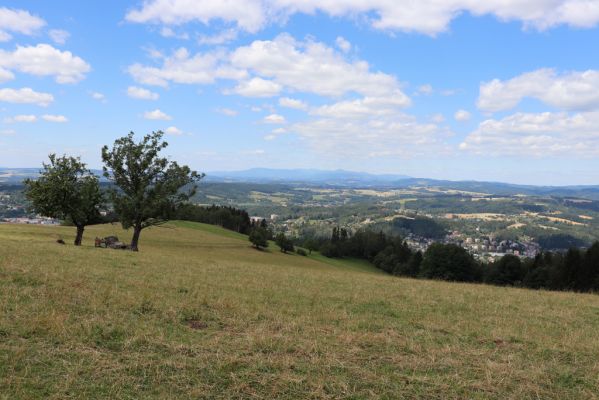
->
xmin=176 ymin=204 xmax=255 ymax=234
xmin=310 ymin=228 xmax=599 ymax=293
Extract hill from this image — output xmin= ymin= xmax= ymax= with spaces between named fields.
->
xmin=206 ymin=168 xmax=412 ymax=186
xmin=1 ymin=222 xmax=599 ymax=398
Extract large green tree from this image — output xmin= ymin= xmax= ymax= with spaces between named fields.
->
xmin=101 ymin=131 xmax=202 ymax=251
xmin=24 ymin=154 xmax=103 ymax=246
xmin=420 ymin=243 xmax=480 ymax=282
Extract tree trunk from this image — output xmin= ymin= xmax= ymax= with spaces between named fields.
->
xmin=74 ymin=225 xmax=84 ymax=246
xmin=130 ymin=225 xmax=142 ymax=252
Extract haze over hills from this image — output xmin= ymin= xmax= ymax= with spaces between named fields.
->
xmin=205 ymin=168 xmax=412 ymax=185
xmin=4 ymin=167 xmax=599 ymax=199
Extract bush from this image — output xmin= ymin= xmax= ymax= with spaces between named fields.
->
xmin=296 ymin=248 xmax=308 ymax=256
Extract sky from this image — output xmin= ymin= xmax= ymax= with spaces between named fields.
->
xmin=1 ymin=1 xmax=599 ymax=185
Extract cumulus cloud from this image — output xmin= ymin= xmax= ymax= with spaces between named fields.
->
xmin=128 ymin=34 xmax=407 ymax=101
xmin=42 ymin=114 xmax=68 ymax=123
xmin=127 ymin=86 xmax=159 ymax=100
xmin=231 ymin=77 xmax=281 ymax=97
xmin=279 ymin=97 xmax=308 ymax=110
xmin=0 ymin=7 xmax=45 ymax=42
xmin=165 ymin=126 xmax=183 ymax=135
xmin=432 ymin=114 xmax=445 ymax=123
xmin=291 ymin=111 xmax=450 ymax=159
xmin=90 ymin=91 xmax=106 ymax=102
xmin=311 ymin=93 xmax=411 ymax=119
xmin=143 ymin=109 xmax=172 ymax=120
xmin=417 ymin=84 xmax=433 ymax=95
xmin=216 ymin=107 xmax=238 ymax=116
xmin=198 ymin=29 xmax=238 ymax=45
xmin=0 ymin=87 xmax=53 ymax=106
xmin=0 ymin=44 xmax=90 ymax=84
xmin=478 ymin=68 xmax=599 ymax=112
xmin=263 ymin=113 xmax=286 ymax=124
xmin=159 ymin=27 xmax=189 ymax=39
xmin=4 ymin=114 xmax=37 ymax=123
xmin=125 ymin=0 xmax=599 ymax=36
xmin=230 ymin=34 xmax=403 ymax=98
xmin=49 ymin=29 xmax=70 ymax=45
xmin=454 ymin=109 xmax=471 ymax=121
xmin=335 ymin=36 xmax=351 ymax=52
xmin=128 ymin=47 xmax=246 ymax=87
xmin=0 ymin=68 xmax=14 ymax=83
xmin=460 ymin=111 xmax=599 ymax=157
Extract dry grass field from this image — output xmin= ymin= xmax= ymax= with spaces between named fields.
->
xmin=1 ymin=221 xmax=599 ymax=399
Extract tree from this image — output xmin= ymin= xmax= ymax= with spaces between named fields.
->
xmin=303 ymin=238 xmax=319 ymax=255
xmin=249 ymin=227 xmax=269 ymax=250
xmin=275 ymin=233 xmax=294 ymax=253
xmin=24 ymin=154 xmax=103 ymax=246
xmin=101 ymin=131 xmax=202 ymax=251
xmin=485 ymin=254 xmax=524 ymax=286
xmin=420 ymin=243 xmax=480 ymax=282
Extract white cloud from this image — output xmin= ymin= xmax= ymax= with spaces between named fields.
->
xmin=4 ymin=114 xmax=37 ymax=123
xmin=0 ymin=88 xmax=53 ymax=106
xmin=417 ymin=84 xmax=433 ymax=95
xmin=128 ymin=47 xmax=246 ymax=87
xmin=336 ymin=36 xmax=351 ymax=52
xmin=127 ymin=86 xmax=159 ymax=100
xmin=0 ymin=7 xmax=46 ymax=41
xmin=160 ymin=27 xmax=189 ymax=39
xmin=42 ymin=114 xmax=68 ymax=123
xmin=478 ymin=69 xmax=599 ymax=112
xmin=216 ymin=107 xmax=238 ymax=116
xmin=125 ymin=1 xmax=599 ymax=36
xmin=0 ymin=44 xmax=90 ymax=84
xmin=126 ymin=0 xmax=266 ymax=32
xmin=432 ymin=113 xmax=445 ymax=123
xmin=0 ymin=68 xmax=14 ymax=83
xmin=143 ymin=109 xmax=172 ymax=120
xmin=165 ymin=126 xmax=182 ymax=135
xmin=49 ymin=29 xmax=70 ymax=45
xmin=311 ymin=93 xmax=410 ymax=119
xmin=232 ymin=77 xmax=281 ymax=97
xmin=127 ymin=34 xmax=407 ymax=101
xmin=279 ymin=97 xmax=308 ymax=110
xmin=90 ymin=91 xmax=106 ymax=102
xmin=454 ymin=109 xmax=471 ymax=121
xmin=291 ymin=111 xmax=450 ymax=159
xmin=230 ymin=34 xmax=404 ymax=98
xmin=460 ymin=111 xmax=599 ymax=157
xmin=263 ymin=113 xmax=286 ymax=124
xmin=198 ymin=29 xmax=238 ymax=45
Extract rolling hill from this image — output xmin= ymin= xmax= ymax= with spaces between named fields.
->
xmin=1 ymin=222 xmax=599 ymax=398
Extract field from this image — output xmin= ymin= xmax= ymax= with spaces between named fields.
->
xmin=1 ymin=222 xmax=599 ymax=399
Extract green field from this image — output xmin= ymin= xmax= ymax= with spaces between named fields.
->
xmin=1 ymin=222 xmax=599 ymax=399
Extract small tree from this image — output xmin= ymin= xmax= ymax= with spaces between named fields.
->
xmin=249 ymin=227 xmax=269 ymax=250
xmin=275 ymin=233 xmax=294 ymax=254
xmin=101 ymin=131 xmax=202 ymax=251
xmin=304 ymin=238 xmax=319 ymax=255
xmin=24 ymin=154 xmax=103 ymax=245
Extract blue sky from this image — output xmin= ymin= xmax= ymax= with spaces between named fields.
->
xmin=1 ymin=1 xmax=599 ymax=185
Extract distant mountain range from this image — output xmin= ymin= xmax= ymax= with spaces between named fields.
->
xmin=206 ymin=168 xmax=411 ymax=185
xmin=4 ymin=167 xmax=599 ymax=199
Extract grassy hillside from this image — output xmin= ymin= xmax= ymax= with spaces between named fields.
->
xmin=1 ymin=222 xmax=599 ymax=399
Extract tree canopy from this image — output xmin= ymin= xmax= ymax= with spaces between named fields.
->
xmin=102 ymin=131 xmax=202 ymax=251
xmin=24 ymin=154 xmax=103 ymax=245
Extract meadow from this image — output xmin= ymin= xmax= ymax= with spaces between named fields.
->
xmin=1 ymin=222 xmax=599 ymax=399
